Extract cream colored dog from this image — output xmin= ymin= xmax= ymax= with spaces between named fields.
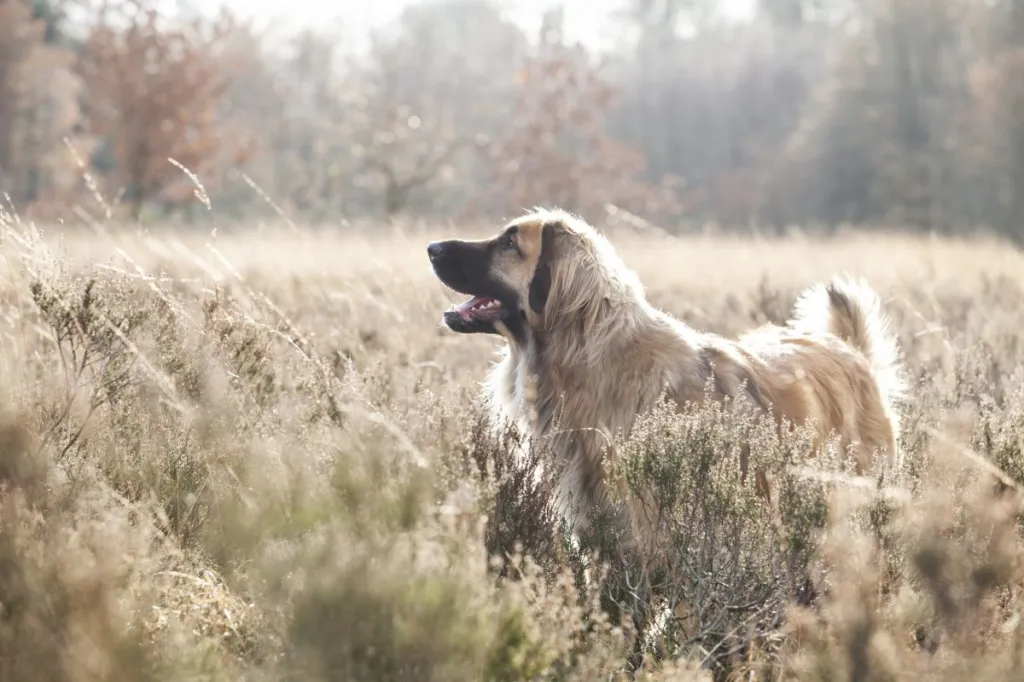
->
xmin=427 ymin=208 xmax=906 ymax=549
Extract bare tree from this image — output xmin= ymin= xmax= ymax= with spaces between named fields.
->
xmin=968 ymin=0 xmax=1024 ymax=240
xmin=0 ymin=0 xmax=44 ymax=196
xmin=0 ymin=0 xmax=86 ymax=211
xmin=352 ymin=35 xmax=472 ymax=218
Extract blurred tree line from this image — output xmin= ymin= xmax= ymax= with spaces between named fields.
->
xmin=2 ymin=0 xmax=1024 ymax=238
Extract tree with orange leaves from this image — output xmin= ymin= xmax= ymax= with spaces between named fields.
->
xmin=76 ymin=0 xmax=249 ymax=219
xmin=483 ymin=8 xmax=684 ymax=224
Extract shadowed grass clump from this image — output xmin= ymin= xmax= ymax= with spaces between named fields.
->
xmin=2 ymin=213 xmax=1024 ymax=680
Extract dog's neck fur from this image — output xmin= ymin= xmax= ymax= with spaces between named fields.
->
xmin=488 ymin=274 xmax=712 ymax=532
xmin=485 ymin=224 xmax=775 ymax=536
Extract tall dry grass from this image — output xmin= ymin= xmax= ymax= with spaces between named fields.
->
xmin=2 ymin=209 xmax=1024 ymax=681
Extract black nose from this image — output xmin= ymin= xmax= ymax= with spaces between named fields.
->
xmin=427 ymin=242 xmax=444 ymax=261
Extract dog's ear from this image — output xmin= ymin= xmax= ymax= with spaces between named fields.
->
xmin=528 ymin=222 xmax=557 ymax=314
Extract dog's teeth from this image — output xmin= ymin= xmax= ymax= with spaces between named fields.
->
xmin=472 ymin=299 xmax=501 ymax=313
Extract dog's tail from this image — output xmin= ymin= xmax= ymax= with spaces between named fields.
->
xmin=791 ymin=277 xmax=906 ymax=406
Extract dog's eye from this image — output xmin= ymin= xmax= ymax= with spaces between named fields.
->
xmin=503 ymin=233 xmax=517 ymax=250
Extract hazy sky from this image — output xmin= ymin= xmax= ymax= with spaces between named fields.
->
xmin=219 ymin=0 xmax=756 ymax=51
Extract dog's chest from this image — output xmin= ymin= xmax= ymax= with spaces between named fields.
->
xmin=522 ymin=359 xmax=646 ymax=435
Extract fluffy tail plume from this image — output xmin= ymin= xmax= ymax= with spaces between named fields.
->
xmin=790 ymin=277 xmax=907 ymax=406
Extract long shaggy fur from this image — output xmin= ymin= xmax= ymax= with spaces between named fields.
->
xmin=480 ymin=210 xmax=906 ymax=543
xmin=427 ymin=208 xmax=908 ymax=655
xmin=429 ymin=207 xmax=906 ymax=557
xmin=790 ymin=277 xmax=907 ymax=408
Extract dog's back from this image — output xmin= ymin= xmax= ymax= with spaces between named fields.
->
xmin=738 ymin=277 xmax=906 ymax=473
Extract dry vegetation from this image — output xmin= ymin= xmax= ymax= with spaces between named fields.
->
xmin=0 ymin=206 xmax=1023 ymax=681
xmin=5 ymin=1 xmax=1024 ymax=678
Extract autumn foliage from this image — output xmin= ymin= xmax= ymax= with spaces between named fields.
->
xmin=76 ymin=1 xmax=252 ymax=218
xmin=483 ymin=13 xmax=685 ymax=221
xmin=3 ymin=0 xmax=1024 ymax=233
xmin=0 ymin=0 xmax=682 ymax=224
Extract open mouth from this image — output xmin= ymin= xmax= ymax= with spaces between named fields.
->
xmin=450 ymin=295 xmax=506 ymax=323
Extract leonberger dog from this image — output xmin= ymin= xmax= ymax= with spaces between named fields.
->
xmin=427 ymin=208 xmax=906 ymax=556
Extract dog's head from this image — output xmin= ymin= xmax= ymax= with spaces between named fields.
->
xmin=427 ymin=209 xmax=630 ymax=344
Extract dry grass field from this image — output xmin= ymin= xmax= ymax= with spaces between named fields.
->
xmin=3 ymin=210 xmax=1024 ymax=681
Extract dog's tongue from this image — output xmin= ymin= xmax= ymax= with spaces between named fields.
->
xmin=456 ymin=296 xmax=488 ymax=319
